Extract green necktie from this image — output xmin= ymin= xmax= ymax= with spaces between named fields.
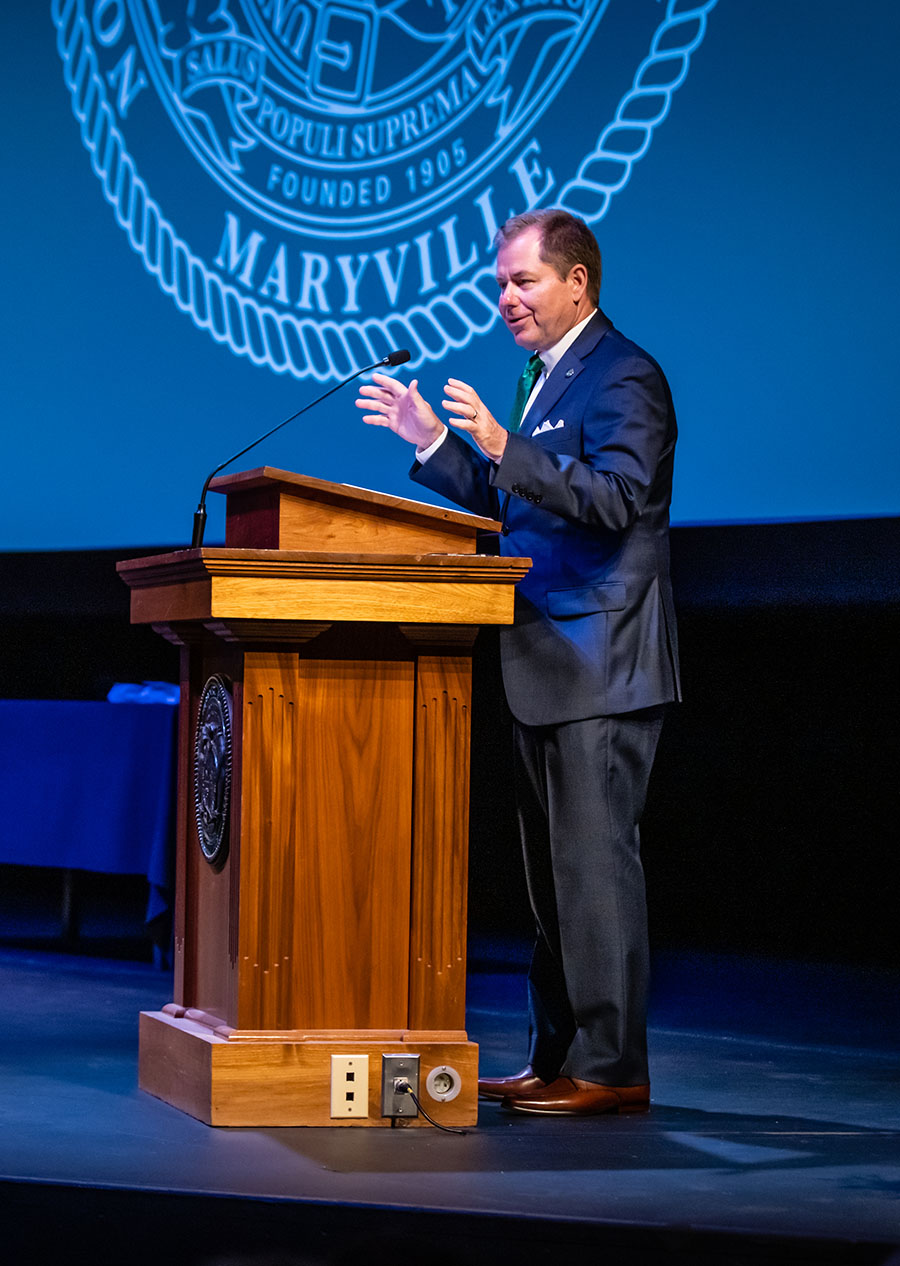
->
xmin=508 ymin=353 xmax=544 ymax=433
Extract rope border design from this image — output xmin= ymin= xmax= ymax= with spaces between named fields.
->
xmin=559 ymin=0 xmax=719 ymax=222
xmin=51 ymin=0 xmax=716 ymax=381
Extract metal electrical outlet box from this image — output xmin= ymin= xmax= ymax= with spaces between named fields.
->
xmin=330 ymin=1054 xmax=369 ymax=1119
xmin=381 ymin=1053 xmax=420 ymax=1117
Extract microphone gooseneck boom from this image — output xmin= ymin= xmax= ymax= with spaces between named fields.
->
xmin=190 ymin=348 xmax=411 ymax=548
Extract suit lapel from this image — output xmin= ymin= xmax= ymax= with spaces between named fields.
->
xmin=521 ymin=310 xmax=612 ymax=436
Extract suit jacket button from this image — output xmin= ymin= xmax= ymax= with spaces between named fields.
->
xmin=534 ymin=494 xmax=543 ymax=504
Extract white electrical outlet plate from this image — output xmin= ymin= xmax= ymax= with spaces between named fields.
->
xmin=330 ymin=1054 xmax=369 ymax=1119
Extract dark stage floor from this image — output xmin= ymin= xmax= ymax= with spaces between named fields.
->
xmin=1 ymin=944 xmax=899 ymax=1265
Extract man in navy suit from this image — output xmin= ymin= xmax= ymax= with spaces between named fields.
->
xmin=357 ymin=209 xmax=680 ymax=1115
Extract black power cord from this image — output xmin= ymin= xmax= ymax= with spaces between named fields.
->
xmin=393 ymin=1079 xmax=468 ymax=1135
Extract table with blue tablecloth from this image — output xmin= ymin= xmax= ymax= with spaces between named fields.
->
xmin=0 ymin=699 xmax=178 ymax=942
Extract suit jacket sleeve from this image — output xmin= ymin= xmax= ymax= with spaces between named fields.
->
xmin=409 ymin=428 xmax=500 ymax=520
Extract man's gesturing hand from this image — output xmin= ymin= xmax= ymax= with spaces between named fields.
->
xmin=443 ymin=379 xmax=509 ymax=463
xmin=356 ymin=373 xmax=445 ymax=450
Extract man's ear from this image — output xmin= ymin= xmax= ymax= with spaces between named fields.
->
xmin=569 ymin=263 xmax=588 ymax=300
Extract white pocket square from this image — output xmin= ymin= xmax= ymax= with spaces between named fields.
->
xmin=533 ymin=418 xmax=565 ymax=435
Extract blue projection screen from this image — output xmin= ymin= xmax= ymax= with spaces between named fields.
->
xmin=2 ymin=1 xmax=898 ymax=549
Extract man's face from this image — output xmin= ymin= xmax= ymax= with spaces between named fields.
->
xmin=496 ymin=227 xmax=588 ymax=352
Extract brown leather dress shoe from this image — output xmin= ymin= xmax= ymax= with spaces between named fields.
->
xmin=477 ymin=1066 xmax=548 ymax=1101
xmin=502 ymin=1077 xmax=650 ymax=1116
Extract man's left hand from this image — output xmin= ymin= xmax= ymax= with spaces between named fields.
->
xmin=442 ymin=379 xmax=509 ymax=463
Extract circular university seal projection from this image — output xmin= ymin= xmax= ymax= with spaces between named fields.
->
xmin=131 ymin=0 xmax=612 ymax=236
xmin=193 ymin=674 xmax=233 ymax=866
xmin=52 ymin=0 xmax=718 ymax=380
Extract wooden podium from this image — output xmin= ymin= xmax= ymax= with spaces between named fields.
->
xmin=118 ymin=468 xmax=529 ymax=1127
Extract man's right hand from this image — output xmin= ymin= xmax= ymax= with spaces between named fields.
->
xmin=356 ymin=373 xmax=446 ymax=450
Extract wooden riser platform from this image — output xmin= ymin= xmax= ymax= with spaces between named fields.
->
xmin=139 ymin=1010 xmax=478 ymax=1127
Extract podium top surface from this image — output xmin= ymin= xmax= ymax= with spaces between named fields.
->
xmin=209 ymin=467 xmax=500 ymax=533
xmin=208 ymin=467 xmax=501 ymax=554
xmin=117 ymin=547 xmax=529 ymax=578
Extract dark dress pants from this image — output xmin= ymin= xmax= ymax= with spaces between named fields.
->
xmin=513 ymin=706 xmax=665 ymax=1087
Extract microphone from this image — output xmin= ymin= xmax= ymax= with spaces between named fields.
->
xmin=190 ymin=349 xmax=411 ymax=548
xmin=382 ymin=349 xmax=411 ymax=367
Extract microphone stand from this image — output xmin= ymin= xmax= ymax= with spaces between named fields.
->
xmin=190 ymin=350 xmax=409 ymax=549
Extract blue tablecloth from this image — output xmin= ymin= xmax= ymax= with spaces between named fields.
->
xmin=0 ymin=700 xmax=177 ymax=923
